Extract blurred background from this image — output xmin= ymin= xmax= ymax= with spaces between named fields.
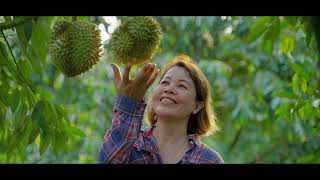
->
xmin=0 ymin=16 xmax=319 ymax=163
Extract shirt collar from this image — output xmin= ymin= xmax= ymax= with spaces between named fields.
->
xmin=133 ymin=128 xmax=201 ymax=154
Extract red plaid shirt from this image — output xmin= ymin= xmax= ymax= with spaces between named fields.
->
xmin=98 ymin=94 xmax=224 ymax=164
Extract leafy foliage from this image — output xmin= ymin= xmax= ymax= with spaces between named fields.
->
xmin=0 ymin=16 xmax=319 ymax=163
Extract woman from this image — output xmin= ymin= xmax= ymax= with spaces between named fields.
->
xmin=98 ymin=54 xmax=224 ymax=164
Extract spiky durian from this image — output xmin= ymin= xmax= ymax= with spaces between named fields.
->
xmin=110 ymin=16 xmax=162 ymax=65
xmin=48 ymin=20 xmax=103 ymax=77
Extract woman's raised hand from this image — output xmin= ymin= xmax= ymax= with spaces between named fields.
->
xmin=111 ymin=63 xmax=159 ymax=101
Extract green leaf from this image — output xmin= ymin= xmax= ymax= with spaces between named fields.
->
xmin=20 ymin=116 xmax=33 ymax=147
xmin=13 ymin=16 xmax=30 ymax=53
xmin=0 ymin=42 xmax=18 ymax=80
xmin=39 ymin=88 xmax=54 ymax=101
xmin=13 ymin=101 xmax=28 ymax=130
xmin=261 ymin=18 xmax=280 ymax=56
xmin=298 ymin=101 xmax=313 ymax=120
xmin=20 ymin=87 xmax=37 ymax=108
xmin=24 ymin=21 xmax=33 ymax=43
xmin=246 ymin=16 xmax=270 ymax=43
xmin=31 ymin=100 xmax=48 ymax=136
xmin=275 ymin=91 xmax=298 ymax=99
xmin=0 ymin=102 xmax=8 ymax=126
xmin=53 ymin=132 xmax=68 ymax=153
xmin=0 ymin=76 xmax=10 ymax=106
xmin=68 ymin=126 xmax=86 ymax=138
xmin=280 ymin=35 xmax=294 ymax=56
xmin=44 ymin=101 xmax=60 ymax=128
xmin=301 ymin=79 xmax=307 ymax=93
xmin=39 ymin=132 xmax=50 ymax=156
xmin=31 ymin=18 xmax=49 ymax=63
xmin=28 ymin=122 xmax=39 ymax=144
xmin=289 ymin=62 xmax=310 ymax=80
xmin=3 ymin=16 xmax=13 ymax=23
xmin=292 ymin=73 xmax=299 ymax=95
xmin=8 ymin=88 xmax=20 ymax=113
xmin=18 ymin=59 xmax=33 ymax=81
xmin=285 ymin=16 xmax=298 ymax=27
xmin=0 ymin=41 xmax=7 ymax=67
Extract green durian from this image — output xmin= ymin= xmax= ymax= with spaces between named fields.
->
xmin=48 ymin=20 xmax=103 ymax=77
xmin=110 ymin=16 xmax=162 ymax=65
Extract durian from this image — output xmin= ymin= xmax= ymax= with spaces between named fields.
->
xmin=110 ymin=16 xmax=162 ymax=65
xmin=48 ymin=20 xmax=103 ymax=77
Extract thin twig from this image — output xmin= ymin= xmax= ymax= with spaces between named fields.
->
xmin=1 ymin=30 xmax=37 ymax=99
xmin=0 ymin=16 xmax=37 ymax=31
xmin=228 ymin=126 xmax=243 ymax=151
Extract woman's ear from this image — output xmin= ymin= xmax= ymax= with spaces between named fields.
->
xmin=193 ymin=101 xmax=204 ymax=114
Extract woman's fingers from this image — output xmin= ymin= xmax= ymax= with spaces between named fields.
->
xmin=145 ymin=68 xmax=159 ymax=90
xmin=123 ymin=63 xmax=132 ymax=84
xmin=135 ymin=63 xmax=155 ymax=84
xmin=111 ymin=63 xmax=122 ymax=85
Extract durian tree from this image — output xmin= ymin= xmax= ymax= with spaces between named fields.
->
xmin=0 ymin=16 xmax=319 ymax=163
xmin=0 ymin=16 xmax=108 ymax=162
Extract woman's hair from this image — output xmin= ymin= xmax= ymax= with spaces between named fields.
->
xmin=145 ymin=54 xmax=219 ymax=136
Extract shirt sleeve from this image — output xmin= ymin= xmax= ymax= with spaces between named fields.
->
xmin=98 ymin=93 xmax=146 ymax=163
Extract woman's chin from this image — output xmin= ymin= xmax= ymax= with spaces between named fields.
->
xmin=155 ymin=111 xmax=177 ymax=120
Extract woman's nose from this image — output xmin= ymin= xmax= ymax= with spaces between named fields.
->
xmin=164 ymin=85 xmax=176 ymax=94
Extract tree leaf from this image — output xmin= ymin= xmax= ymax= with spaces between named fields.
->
xmin=31 ymin=18 xmax=49 ymax=63
xmin=39 ymin=132 xmax=50 ymax=156
xmin=275 ymin=91 xmax=298 ymax=99
xmin=261 ymin=18 xmax=280 ymax=57
xmin=68 ymin=126 xmax=86 ymax=138
xmin=301 ymin=79 xmax=307 ymax=93
xmin=28 ymin=122 xmax=39 ymax=144
xmin=0 ymin=75 xmax=10 ymax=106
xmin=44 ymin=101 xmax=60 ymax=129
xmin=246 ymin=16 xmax=270 ymax=43
xmin=289 ymin=62 xmax=310 ymax=80
xmin=13 ymin=16 xmax=30 ymax=53
xmin=31 ymin=100 xmax=48 ymax=136
xmin=14 ymin=102 xmax=27 ymax=126
xmin=8 ymin=88 xmax=20 ymax=113
xmin=0 ymin=101 xmax=8 ymax=127
xmin=285 ymin=16 xmax=298 ymax=27
xmin=0 ymin=41 xmax=20 ymax=82
xmin=18 ymin=59 xmax=33 ymax=82
xmin=280 ymin=35 xmax=294 ymax=56
xmin=24 ymin=21 xmax=33 ymax=43
xmin=292 ymin=73 xmax=299 ymax=95
xmin=3 ymin=16 xmax=13 ymax=23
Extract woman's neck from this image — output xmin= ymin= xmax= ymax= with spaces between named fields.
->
xmin=153 ymin=116 xmax=188 ymax=145
xmin=152 ymin=117 xmax=190 ymax=163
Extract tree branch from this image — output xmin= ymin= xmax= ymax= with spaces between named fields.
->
xmin=1 ymin=30 xmax=37 ymax=98
xmin=0 ymin=16 xmax=38 ymax=31
xmin=228 ymin=126 xmax=243 ymax=151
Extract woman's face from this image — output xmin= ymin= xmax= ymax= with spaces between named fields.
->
xmin=151 ymin=66 xmax=201 ymax=121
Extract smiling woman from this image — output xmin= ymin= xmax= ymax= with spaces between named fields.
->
xmin=98 ymin=54 xmax=223 ymax=164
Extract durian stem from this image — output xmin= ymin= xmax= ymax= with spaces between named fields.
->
xmin=1 ymin=30 xmax=38 ymax=101
xmin=71 ymin=16 xmax=77 ymax=22
xmin=0 ymin=16 xmax=38 ymax=31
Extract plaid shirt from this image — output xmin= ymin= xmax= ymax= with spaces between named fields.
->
xmin=98 ymin=94 xmax=224 ymax=164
